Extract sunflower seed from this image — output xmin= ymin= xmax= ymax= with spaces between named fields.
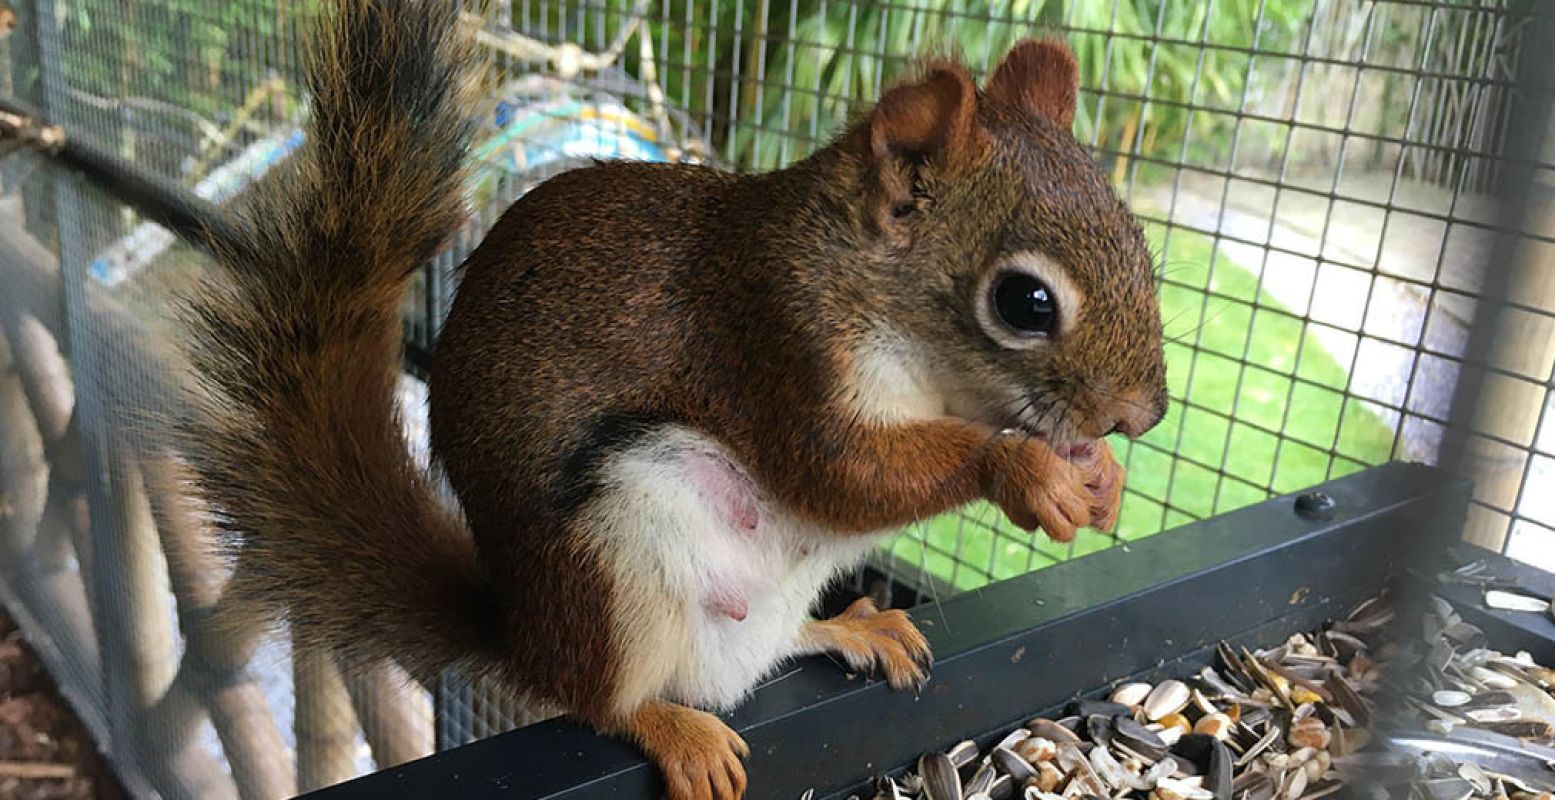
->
xmin=991 ymin=746 xmax=1036 ymax=783
xmin=1484 ymin=590 xmax=1551 ymax=614
xmin=1194 ymin=713 xmax=1234 ymax=741
xmin=1027 ymin=719 xmax=1082 ymax=748
xmin=947 ymin=740 xmax=980 ymax=769
xmin=1145 ymin=680 xmax=1193 ymax=721
xmin=919 ymin=752 xmax=962 ymax=800
xmin=1113 ymin=715 xmax=1169 ymax=761
xmin=1110 ymin=682 xmax=1154 ymax=707
xmin=964 ymin=762 xmax=995 ymax=795
xmin=993 ymin=728 xmax=1030 ymax=753
xmin=1013 ymin=736 xmax=1057 ymax=764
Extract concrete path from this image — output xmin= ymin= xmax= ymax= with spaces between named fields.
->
xmin=1139 ymin=169 xmax=1498 ymax=462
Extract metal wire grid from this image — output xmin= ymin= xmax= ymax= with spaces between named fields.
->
xmin=0 ymin=2 xmax=402 ymax=797
xmin=552 ymin=0 xmax=1537 ymax=590
xmin=1 ymin=0 xmax=1553 ymax=795
xmin=407 ymin=0 xmax=1539 ymax=595
xmin=1437 ymin=10 xmax=1555 ymax=576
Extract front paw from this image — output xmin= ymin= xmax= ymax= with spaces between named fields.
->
xmin=804 ymin=597 xmax=932 ymax=691
xmin=1073 ymin=440 xmax=1125 ymax=532
xmin=981 ymin=435 xmax=1090 ymax=542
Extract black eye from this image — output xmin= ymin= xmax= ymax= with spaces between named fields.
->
xmin=991 ymin=272 xmax=1058 ymax=336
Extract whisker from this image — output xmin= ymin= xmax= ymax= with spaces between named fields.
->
xmin=979 ymin=396 xmax=1060 ymax=514
xmin=1164 ymin=302 xmax=1231 ymax=346
xmin=901 ymin=396 xmax=1038 ymax=624
xmin=1154 ymin=267 xmax=1201 ymax=284
xmin=1159 ymin=306 xmax=1200 ymax=336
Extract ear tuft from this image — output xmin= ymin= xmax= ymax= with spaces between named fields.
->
xmin=868 ymin=62 xmax=978 ymax=162
xmin=985 ymin=39 xmax=1079 ymax=129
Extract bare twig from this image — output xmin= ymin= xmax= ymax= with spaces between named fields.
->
xmin=0 ymin=761 xmax=77 ymax=781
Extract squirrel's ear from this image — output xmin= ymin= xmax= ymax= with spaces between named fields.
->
xmin=985 ymin=39 xmax=1078 ymax=129
xmin=868 ymin=63 xmax=979 ymax=164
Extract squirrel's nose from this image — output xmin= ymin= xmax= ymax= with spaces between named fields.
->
xmin=1099 ymin=387 xmax=1167 ymax=439
xmin=1105 ymin=417 xmax=1141 ymax=439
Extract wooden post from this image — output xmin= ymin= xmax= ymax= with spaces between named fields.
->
xmin=0 ymin=234 xmax=226 ymax=797
xmin=344 ymin=664 xmax=434 ymax=770
xmin=143 ymin=455 xmax=296 ymax=800
xmin=294 ymin=647 xmax=360 ymax=792
xmin=0 ymin=205 xmax=297 ymax=799
xmin=0 ymin=261 xmax=104 ymax=698
xmin=1459 ymin=99 xmax=1555 ymax=551
xmin=101 ymin=454 xmax=232 ymax=799
xmin=0 ymin=327 xmax=107 ymax=784
xmin=1441 ymin=7 xmax=1555 ymax=553
xmin=0 ymin=220 xmax=93 ymax=587
xmin=104 ymin=455 xmax=178 ymax=706
xmin=0 ymin=311 xmax=91 ymax=579
xmin=0 ymin=325 xmax=48 ymax=552
xmin=32 ymin=418 xmax=88 ymax=571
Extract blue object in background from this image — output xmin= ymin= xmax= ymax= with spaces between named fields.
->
xmin=477 ymin=98 xmax=668 ymax=177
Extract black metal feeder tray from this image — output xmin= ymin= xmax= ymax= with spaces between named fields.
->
xmin=1364 ymin=533 xmax=1555 ymax=795
xmin=304 ymin=461 xmax=1468 ymax=800
xmin=1413 ymin=542 xmax=1555 ymax=666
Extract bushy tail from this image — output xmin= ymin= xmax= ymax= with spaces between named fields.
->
xmin=178 ymin=0 xmax=499 ymax=681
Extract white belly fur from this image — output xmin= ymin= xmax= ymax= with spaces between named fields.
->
xmin=581 ymin=426 xmax=887 ymax=713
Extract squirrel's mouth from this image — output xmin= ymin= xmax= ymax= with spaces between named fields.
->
xmin=958 ymin=390 xmax=1098 ymax=459
xmin=1008 ymin=419 xmax=1096 ymax=461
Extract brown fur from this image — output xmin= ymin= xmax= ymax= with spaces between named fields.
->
xmin=986 ymin=39 xmax=1080 ymax=129
xmin=177 ymin=1 xmax=1166 ymax=793
xmin=612 ymin=701 xmax=750 ymax=800
xmin=175 ymin=0 xmax=497 ymax=683
xmin=432 ymin=34 xmax=1165 ymax=790
xmin=794 ymin=597 xmax=932 ymax=690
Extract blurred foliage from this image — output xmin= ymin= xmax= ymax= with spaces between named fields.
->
xmin=530 ymin=0 xmax=1472 ymax=176
xmin=719 ymin=0 xmax=1315 ymax=171
xmin=55 ymin=0 xmax=303 ymax=120
xmin=31 ymin=0 xmax=1487 ymax=182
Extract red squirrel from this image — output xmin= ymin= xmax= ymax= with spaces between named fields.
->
xmin=175 ymin=1 xmax=1167 ymax=798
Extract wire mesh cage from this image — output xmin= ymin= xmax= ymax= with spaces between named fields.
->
xmin=0 ymin=0 xmax=1552 ymax=797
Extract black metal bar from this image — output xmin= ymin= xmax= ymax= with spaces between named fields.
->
xmin=302 ymin=461 xmax=1468 ymax=800
xmin=404 ymin=341 xmax=436 ymax=381
xmin=0 ymin=94 xmax=244 ymax=255
xmin=0 ymin=93 xmax=449 ymax=385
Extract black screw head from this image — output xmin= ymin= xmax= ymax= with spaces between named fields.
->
xmin=1294 ymin=491 xmax=1337 ymax=521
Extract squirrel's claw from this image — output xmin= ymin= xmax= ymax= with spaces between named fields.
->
xmin=621 ymin=701 xmax=749 ymax=800
xmin=800 ymin=597 xmax=934 ymax=692
xmin=984 ymin=434 xmax=1125 ymax=541
xmin=1076 ymin=440 xmax=1127 ymax=532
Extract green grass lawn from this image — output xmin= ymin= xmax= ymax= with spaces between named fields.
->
xmin=884 ymin=226 xmax=1399 ymax=591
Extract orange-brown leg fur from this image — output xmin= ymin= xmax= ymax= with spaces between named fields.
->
xmin=611 ymin=700 xmax=750 ymax=800
xmin=1076 ymin=440 xmax=1126 ymax=532
xmin=796 ymin=597 xmax=933 ymax=691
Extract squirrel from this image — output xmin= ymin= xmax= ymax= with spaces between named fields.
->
xmin=175 ymin=1 xmax=1167 ymax=798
